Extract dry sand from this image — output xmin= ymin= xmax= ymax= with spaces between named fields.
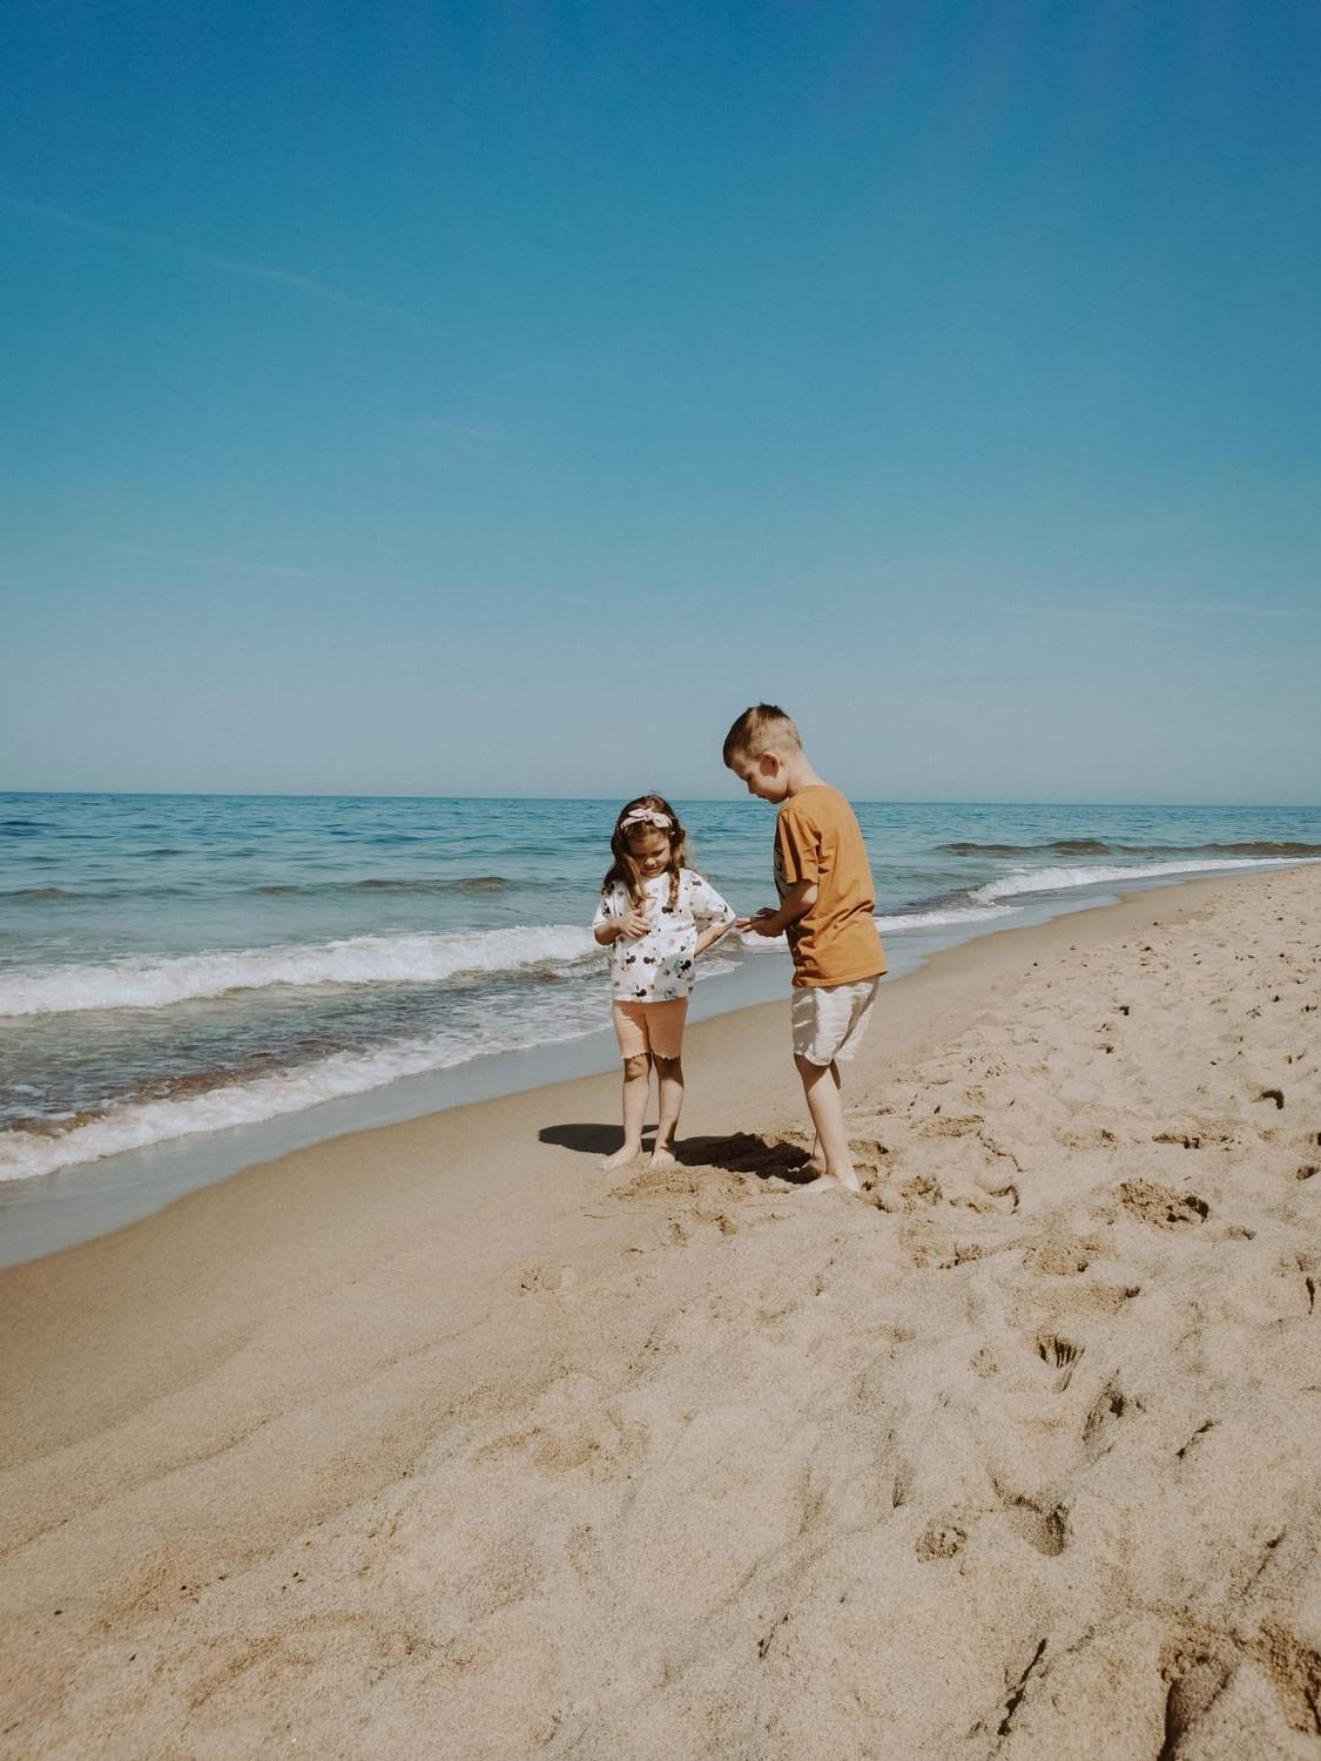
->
xmin=2 ymin=866 xmax=1320 ymax=1758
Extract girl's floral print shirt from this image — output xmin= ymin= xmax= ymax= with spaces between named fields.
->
xmin=593 ymin=868 xmax=736 ymax=1001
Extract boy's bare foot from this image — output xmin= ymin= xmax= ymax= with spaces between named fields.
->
xmin=649 ymin=1145 xmax=677 ymax=1169
xmin=794 ymin=1168 xmax=862 ymax=1196
xmin=600 ymin=1143 xmax=643 ymax=1171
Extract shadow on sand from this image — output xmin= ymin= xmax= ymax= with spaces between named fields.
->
xmin=538 ymin=1123 xmax=814 ymax=1182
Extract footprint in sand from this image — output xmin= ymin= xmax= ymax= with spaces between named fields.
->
xmin=1157 ymin=1635 xmax=1235 ymax=1757
xmin=1056 ymin=1127 xmax=1119 ymax=1152
xmin=529 ymin=1411 xmax=649 ymax=1481
xmin=1175 ymin=1418 xmax=1217 ymax=1461
xmin=917 ymin=1115 xmax=984 ymax=1139
xmin=1116 ymin=1180 xmax=1210 ymax=1230
xmin=889 ymin=1459 xmax=916 ymax=1508
xmin=915 ymin=1517 xmax=968 ymax=1562
xmin=1152 ymin=1122 xmax=1235 ymax=1150
xmin=872 ymin=1173 xmax=942 ymax=1214
xmin=1035 ymin=1332 xmax=1085 ymax=1392
xmin=518 ymin=1264 xmax=576 ymax=1296
xmin=1023 ymin=1236 xmax=1094 ymax=1276
xmin=996 ymin=1488 xmax=1070 ymax=1557
xmin=1081 ymin=1382 xmax=1128 ymax=1463
xmin=969 ymin=1345 xmax=1000 ymax=1378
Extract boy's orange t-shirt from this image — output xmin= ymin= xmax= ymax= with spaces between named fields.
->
xmin=774 ymin=785 xmax=887 ymax=988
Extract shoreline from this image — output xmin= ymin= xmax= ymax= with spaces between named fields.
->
xmin=2 ymin=863 xmax=1319 ymax=1755
xmin=1 ymin=864 xmax=1294 ymax=1269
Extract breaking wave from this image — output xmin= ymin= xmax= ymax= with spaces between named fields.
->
xmin=0 ymin=925 xmax=600 ymax=1018
xmin=941 ymin=839 xmax=1321 ymax=858
xmin=972 ymin=856 xmax=1307 ymax=903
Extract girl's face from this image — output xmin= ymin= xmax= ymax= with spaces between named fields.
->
xmin=627 ymin=829 xmax=672 ymax=879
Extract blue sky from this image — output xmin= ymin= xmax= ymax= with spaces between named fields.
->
xmin=2 ymin=1 xmax=1318 ymax=803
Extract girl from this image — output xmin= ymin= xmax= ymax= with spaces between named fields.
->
xmin=592 ymin=795 xmax=736 ymax=1170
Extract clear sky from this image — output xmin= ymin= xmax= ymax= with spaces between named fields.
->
xmin=2 ymin=1 xmax=1318 ymax=803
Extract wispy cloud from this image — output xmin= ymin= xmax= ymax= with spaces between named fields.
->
xmin=1000 ymin=601 xmax=1171 ymax=629
xmin=403 ymin=414 xmax=545 ymax=492
xmin=1165 ymin=599 xmax=1309 ymax=621
xmin=2 ymin=193 xmax=419 ymax=324
xmin=82 ymin=536 xmax=403 ymax=591
xmin=1000 ymin=598 xmax=1316 ymax=631
xmin=407 ymin=418 xmax=525 ymax=461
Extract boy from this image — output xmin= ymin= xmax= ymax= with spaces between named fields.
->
xmin=723 ymin=704 xmax=886 ymax=1194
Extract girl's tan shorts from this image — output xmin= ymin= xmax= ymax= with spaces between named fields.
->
xmin=611 ymin=999 xmax=688 ymax=1061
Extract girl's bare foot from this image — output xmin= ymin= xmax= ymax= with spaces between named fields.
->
xmin=649 ymin=1144 xmax=677 ymax=1169
xmin=601 ymin=1143 xmax=643 ymax=1171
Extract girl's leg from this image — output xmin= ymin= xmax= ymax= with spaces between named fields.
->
xmin=651 ymin=1055 xmax=684 ymax=1163
xmin=601 ymin=1053 xmax=651 ymax=1169
xmin=646 ymin=1001 xmax=688 ymax=1166
xmin=602 ymin=1054 xmax=650 ymax=1169
xmin=602 ymin=1004 xmax=652 ymax=1169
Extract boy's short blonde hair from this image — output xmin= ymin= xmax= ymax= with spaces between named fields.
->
xmin=722 ymin=703 xmax=802 ymax=767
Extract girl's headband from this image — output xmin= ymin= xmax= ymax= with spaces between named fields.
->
xmin=619 ymin=808 xmax=673 ymax=832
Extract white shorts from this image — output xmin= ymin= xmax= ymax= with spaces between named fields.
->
xmin=791 ymin=976 xmax=881 ymax=1067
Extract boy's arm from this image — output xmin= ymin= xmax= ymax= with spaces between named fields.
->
xmin=742 ymin=801 xmax=821 ymax=936
xmin=736 ymin=878 xmax=817 ymax=937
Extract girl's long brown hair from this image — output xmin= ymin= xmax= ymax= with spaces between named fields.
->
xmin=602 ymin=794 xmax=687 ymax=909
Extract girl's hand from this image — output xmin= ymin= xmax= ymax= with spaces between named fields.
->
xmin=616 ymin=908 xmax=650 ymax=940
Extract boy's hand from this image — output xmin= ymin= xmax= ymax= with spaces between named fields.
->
xmin=736 ymin=908 xmax=782 ymax=937
xmin=615 ymin=908 xmax=650 ymax=940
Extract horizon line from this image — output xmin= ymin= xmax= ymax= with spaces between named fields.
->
xmin=4 ymin=788 xmax=1320 ymax=812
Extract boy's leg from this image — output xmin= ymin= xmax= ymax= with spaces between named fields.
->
xmin=794 ymin=1054 xmax=860 ymax=1192
xmin=791 ymin=979 xmax=878 ymax=1189
xmin=805 ymin=1062 xmax=842 ymax=1173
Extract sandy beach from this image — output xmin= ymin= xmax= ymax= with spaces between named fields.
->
xmin=2 ymin=865 xmax=1319 ymax=1758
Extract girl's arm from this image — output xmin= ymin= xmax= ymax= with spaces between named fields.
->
xmin=693 ymin=919 xmax=733 ymax=957
xmin=690 ymin=874 xmax=737 ymax=956
xmin=592 ymin=891 xmax=611 ymax=945
xmin=593 ymin=887 xmax=648 ymax=944
xmin=595 ymin=917 xmax=644 ymax=945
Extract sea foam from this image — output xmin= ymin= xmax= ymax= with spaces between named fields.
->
xmin=972 ymin=856 xmax=1308 ymax=904
xmin=0 ymin=954 xmax=740 ymax=1180
xmin=876 ymin=903 xmax=1017 ymax=932
xmin=0 ymin=924 xmax=600 ymax=1018
xmin=0 ymin=1027 xmax=576 ymax=1181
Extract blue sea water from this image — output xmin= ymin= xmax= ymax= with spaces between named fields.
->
xmin=2 ymin=792 xmax=1319 ymax=1203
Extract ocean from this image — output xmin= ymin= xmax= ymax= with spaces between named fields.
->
xmin=3 ymin=792 xmax=1319 ymax=1224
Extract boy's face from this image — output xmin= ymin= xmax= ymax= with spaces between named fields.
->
xmin=728 ymin=749 xmax=789 ymax=804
